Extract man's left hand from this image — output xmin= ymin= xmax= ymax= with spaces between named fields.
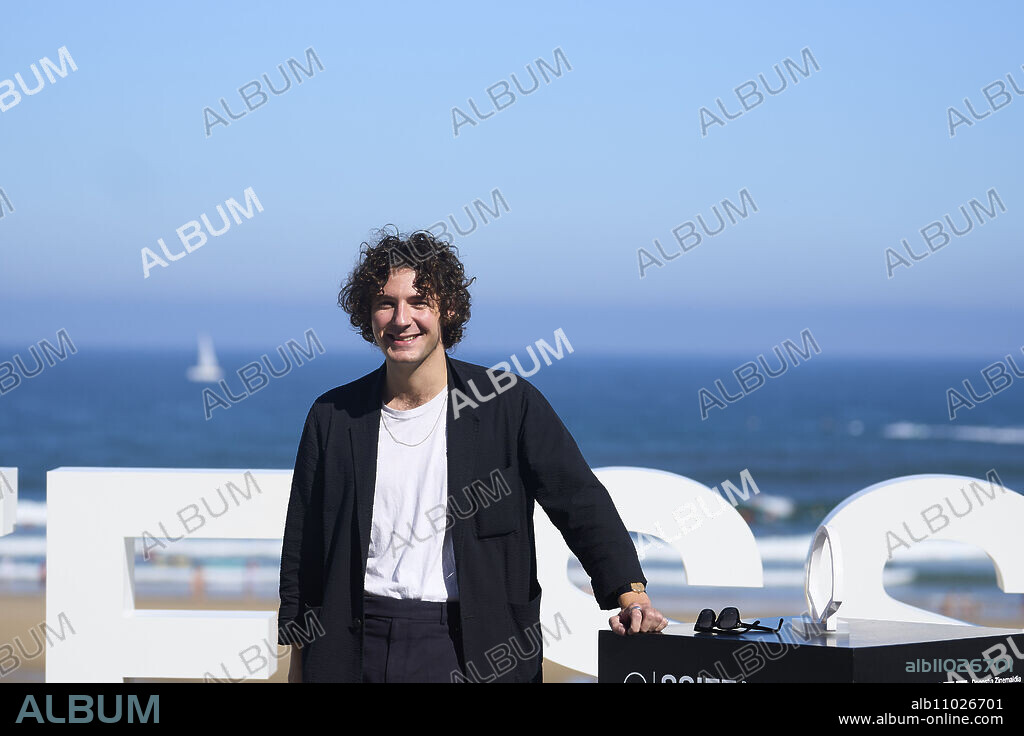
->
xmin=609 ymin=592 xmax=668 ymax=635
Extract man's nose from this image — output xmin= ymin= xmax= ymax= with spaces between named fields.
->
xmin=392 ymin=300 xmax=411 ymax=325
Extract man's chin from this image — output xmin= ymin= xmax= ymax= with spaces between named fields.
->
xmin=383 ymin=345 xmax=433 ymax=363
xmin=386 ymin=351 xmax=423 ymax=362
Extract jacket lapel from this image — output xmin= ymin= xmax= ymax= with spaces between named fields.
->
xmin=443 ymin=355 xmax=481 ymax=595
xmin=350 ymin=361 xmax=386 ymax=587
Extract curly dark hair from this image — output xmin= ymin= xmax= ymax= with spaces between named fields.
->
xmin=338 ymin=225 xmax=476 ymax=349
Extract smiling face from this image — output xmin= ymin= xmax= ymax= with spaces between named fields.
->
xmin=370 ymin=267 xmax=447 ymax=365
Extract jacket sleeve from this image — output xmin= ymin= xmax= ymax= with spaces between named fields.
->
xmin=278 ymin=402 xmax=325 ymax=645
xmin=516 ymin=380 xmax=646 ymax=610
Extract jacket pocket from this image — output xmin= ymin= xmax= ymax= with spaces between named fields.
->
xmin=289 ymin=603 xmax=324 ymax=643
xmin=505 ymin=591 xmax=543 ymax=682
xmin=468 ymin=463 xmax=522 ymax=539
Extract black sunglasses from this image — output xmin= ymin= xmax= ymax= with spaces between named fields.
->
xmin=694 ymin=607 xmax=783 ymax=634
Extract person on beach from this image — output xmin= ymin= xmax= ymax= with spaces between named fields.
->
xmin=277 ymin=226 xmax=667 ymax=683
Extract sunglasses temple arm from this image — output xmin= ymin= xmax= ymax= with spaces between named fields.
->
xmin=741 ymin=620 xmax=784 ymax=633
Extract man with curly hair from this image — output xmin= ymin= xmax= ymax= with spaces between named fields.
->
xmin=278 ymin=226 xmax=666 ymax=683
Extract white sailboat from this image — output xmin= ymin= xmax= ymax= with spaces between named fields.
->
xmin=187 ymin=334 xmax=224 ymax=383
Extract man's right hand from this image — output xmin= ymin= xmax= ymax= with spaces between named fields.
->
xmin=287 ymin=644 xmax=302 ymax=683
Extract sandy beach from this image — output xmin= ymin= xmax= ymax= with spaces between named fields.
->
xmin=2 ymin=591 xmax=1021 ymax=683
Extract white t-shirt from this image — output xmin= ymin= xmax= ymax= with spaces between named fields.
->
xmin=363 ymin=386 xmax=459 ymax=601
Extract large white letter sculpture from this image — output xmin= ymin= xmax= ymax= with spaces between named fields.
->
xmin=1 ymin=467 xmax=17 ymax=537
xmin=804 ymin=473 xmax=1024 ymax=626
xmin=41 ymin=466 xmax=1024 ymax=681
xmin=535 ymin=467 xmax=763 ymax=678
xmin=46 ymin=468 xmax=290 ymax=682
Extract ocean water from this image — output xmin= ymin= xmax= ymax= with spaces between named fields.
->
xmin=1 ymin=347 xmax=1023 ymax=622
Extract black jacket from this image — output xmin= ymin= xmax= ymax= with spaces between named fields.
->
xmin=277 ymin=352 xmax=645 ymax=682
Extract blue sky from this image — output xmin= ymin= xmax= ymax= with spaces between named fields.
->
xmin=1 ymin=0 xmax=1022 ymax=356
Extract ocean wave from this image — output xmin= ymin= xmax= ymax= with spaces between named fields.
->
xmin=571 ymin=565 xmax=915 ymax=589
xmin=1 ymin=531 xmax=1001 ymax=565
xmin=5 ymin=499 xmax=46 ymax=527
xmin=884 ymin=422 xmax=1024 ymax=445
xmin=635 ymin=534 xmax=997 ymax=564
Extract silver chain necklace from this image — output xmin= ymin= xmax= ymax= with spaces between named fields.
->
xmin=380 ymin=390 xmax=448 ymax=447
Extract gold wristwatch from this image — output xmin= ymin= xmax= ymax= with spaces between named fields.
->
xmin=614 ymin=582 xmax=646 ymax=597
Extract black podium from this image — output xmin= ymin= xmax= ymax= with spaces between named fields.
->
xmin=598 ymin=617 xmax=1024 ymax=683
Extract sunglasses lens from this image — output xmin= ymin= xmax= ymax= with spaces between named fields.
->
xmin=695 ymin=609 xmax=715 ymax=630
xmin=717 ymin=607 xmax=739 ymax=629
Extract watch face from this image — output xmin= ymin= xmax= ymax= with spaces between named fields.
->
xmin=630 ymin=583 xmax=644 ymax=593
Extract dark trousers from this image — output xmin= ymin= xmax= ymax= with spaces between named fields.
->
xmin=361 ymin=593 xmax=465 ymax=683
